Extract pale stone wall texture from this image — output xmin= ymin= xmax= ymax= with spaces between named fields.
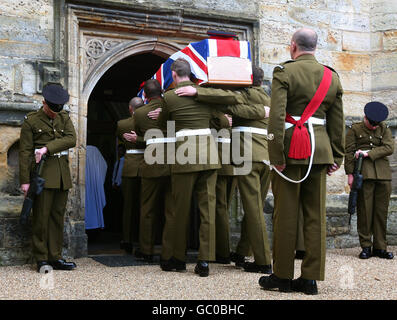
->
xmin=0 ymin=0 xmax=396 ymax=265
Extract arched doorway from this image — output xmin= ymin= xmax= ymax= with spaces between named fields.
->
xmin=85 ymin=52 xmax=166 ymax=254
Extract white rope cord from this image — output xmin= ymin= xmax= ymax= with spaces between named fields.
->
xmin=267 ymin=119 xmax=316 ymax=184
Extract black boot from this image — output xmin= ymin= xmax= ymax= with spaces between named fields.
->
xmin=49 ymin=259 xmax=76 ymax=270
xmin=134 ymin=248 xmax=153 ymax=262
xmin=359 ymin=247 xmax=372 ymax=259
xmin=291 ymin=277 xmax=318 ymax=295
xmin=244 ymin=262 xmax=272 ymax=274
xmin=230 ymin=252 xmax=246 ymax=268
xmin=160 ymin=257 xmax=186 ymax=272
xmin=372 ymin=249 xmax=394 ymax=259
xmin=215 ymin=254 xmax=231 ymax=264
xmin=259 ymin=274 xmax=292 ymax=292
xmin=194 ymin=261 xmax=209 ymax=277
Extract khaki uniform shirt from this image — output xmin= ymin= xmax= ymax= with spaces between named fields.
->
xmin=158 ymin=80 xmax=221 ymax=173
xmin=345 ymin=121 xmax=394 ymax=180
xmin=116 ymin=115 xmax=145 ymax=177
xmin=19 ymin=107 xmax=76 ymax=190
xmin=134 ymin=98 xmax=171 ymax=178
xmin=268 ymin=54 xmax=345 ymax=166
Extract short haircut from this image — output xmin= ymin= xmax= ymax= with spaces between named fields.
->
xmin=292 ymin=29 xmax=318 ymax=52
xmin=143 ymin=79 xmax=162 ymax=99
xmin=171 ymin=58 xmax=191 ymax=78
xmin=252 ymin=65 xmax=264 ymax=86
xmin=129 ymin=97 xmax=144 ymax=111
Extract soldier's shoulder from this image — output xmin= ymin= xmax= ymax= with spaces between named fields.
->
xmin=323 ymin=64 xmax=340 ymax=77
xmin=274 ymin=60 xmax=295 ymax=71
xmin=24 ymin=110 xmax=39 ymax=121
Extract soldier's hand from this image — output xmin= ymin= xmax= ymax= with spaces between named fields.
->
xmin=274 ymin=164 xmax=286 ymax=172
xmin=147 ymin=108 xmax=162 ymax=120
xmin=123 ymin=131 xmax=137 ymax=143
xmin=327 ymin=163 xmax=340 ymax=176
xmin=35 ymin=147 xmax=48 ymax=163
xmin=264 ymin=106 xmax=270 ymax=118
xmin=355 ymin=150 xmax=368 ymax=159
xmin=224 ymin=114 xmax=232 ymax=127
xmin=21 ymin=184 xmax=30 ymax=197
xmin=347 ymin=174 xmax=354 ymax=189
xmin=175 ymin=86 xmax=197 ymax=96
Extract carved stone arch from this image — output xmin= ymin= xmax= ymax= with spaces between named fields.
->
xmin=82 ymin=39 xmax=183 ymax=102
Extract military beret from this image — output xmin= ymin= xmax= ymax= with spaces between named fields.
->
xmin=42 ymin=84 xmax=69 ymax=112
xmin=364 ymin=101 xmax=388 ymax=123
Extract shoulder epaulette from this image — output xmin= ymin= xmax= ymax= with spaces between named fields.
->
xmin=274 ymin=60 xmax=295 ymax=71
xmin=24 ymin=110 xmax=38 ymax=120
xmin=323 ymin=64 xmax=339 ymax=76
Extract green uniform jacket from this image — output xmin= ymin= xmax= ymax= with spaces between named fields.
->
xmin=345 ymin=121 xmax=394 ymax=180
xmin=134 ymin=98 xmax=171 ymax=178
xmin=210 ymin=111 xmax=234 ymax=176
xmin=19 ymin=107 xmax=76 ymax=189
xmin=195 ymin=86 xmax=270 ymax=163
xmin=116 ymin=115 xmax=145 ymax=177
xmin=268 ymin=54 xmax=345 ymax=166
xmin=158 ymin=80 xmax=221 ymax=173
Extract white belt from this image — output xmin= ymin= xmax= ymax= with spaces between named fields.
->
xmin=285 ymin=116 xmax=326 ymax=130
xmin=52 ymin=150 xmax=69 ymax=157
xmin=215 ymin=137 xmax=231 ymax=144
xmin=232 ymin=126 xmax=268 ymax=136
xmin=176 ymin=128 xmax=211 ymax=138
xmin=146 ymin=137 xmax=176 ymax=145
xmin=126 ymin=149 xmax=145 ymax=154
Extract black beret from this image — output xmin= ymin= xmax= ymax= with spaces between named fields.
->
xmin=364 ymin=101 xmax=389 ymax=123
xmin=42 ymin=84 xmax=69 ymax=106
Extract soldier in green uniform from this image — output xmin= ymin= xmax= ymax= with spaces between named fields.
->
xmin=128 ymin=80 xmax=174 ymax=262
xmin=116 ymin=97 xmax=145 ymax=254
xmin=210 ymin=112 xmax=236 ymax=264
xmin=156 ymin=58 xmax=224 ymax=277
xmin=175 ymin=66 xmax=273 ymax=273
xmin=19 ymin=84 xmax=77 ymax=272
xmin=259 ymin=28 xmax=345 ymax=295
xmin=345 ymin=101 xmax=394 ymax=260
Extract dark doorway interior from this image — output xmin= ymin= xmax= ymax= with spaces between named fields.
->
xmin=86 ymin=53 xmax=165 ymax=255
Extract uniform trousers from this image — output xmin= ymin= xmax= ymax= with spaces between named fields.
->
xmin=121 ymin=176 xmax=141 ymax=245
xmin=215 ymin=175 xmax=237 ymax=258
xmin=271 ymin=164 xmax=327 ymax=281
xmin=139 ymin=176 xmax=173 ymax=258
xmin=170 ymin=169 xmax=217 ymax=262
xmin=357 ymin=179 xmax=391 ymax=250
xmin=32 ymin=188 xmax=68 ymax=262
xmin=236 ymin=162 xmax=271 ymax=265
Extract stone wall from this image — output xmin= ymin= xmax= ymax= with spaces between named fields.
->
xmin=0 ymin=0 xmax=396 ymax=265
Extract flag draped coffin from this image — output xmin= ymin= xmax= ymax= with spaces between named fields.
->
xmin=138 ymin=38 xmax=252 ymax=100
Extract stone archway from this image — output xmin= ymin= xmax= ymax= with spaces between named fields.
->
xmin=63 ymin=2 xmax=256 ymax=258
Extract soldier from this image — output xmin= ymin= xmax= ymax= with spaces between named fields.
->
xmin=157 ymin=58 xmax=222 ymax=277
xmin=131 ymin=80 xmax=174 ymax=263
xmin=259 ymin=28 xmax=345 ymax=295
xmin=116 ymin=97 xmax=145 ymax=254
xmin=345 ymin=102 xmax=394 ymax=260
xmin=19 ymin=84 xmax=77 ymax=272
xmin=175 ymin=66 xmax=273 ymax=273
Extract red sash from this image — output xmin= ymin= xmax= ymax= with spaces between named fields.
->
xmin=286 ymin=66 xmax=332 ymax=159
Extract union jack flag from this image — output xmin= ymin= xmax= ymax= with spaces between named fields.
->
xmin=138 ymin=38 xmax=251 ymax=101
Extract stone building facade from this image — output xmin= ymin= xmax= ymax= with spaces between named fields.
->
xmin=0 ymin=0 xmax=396 ymax=265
